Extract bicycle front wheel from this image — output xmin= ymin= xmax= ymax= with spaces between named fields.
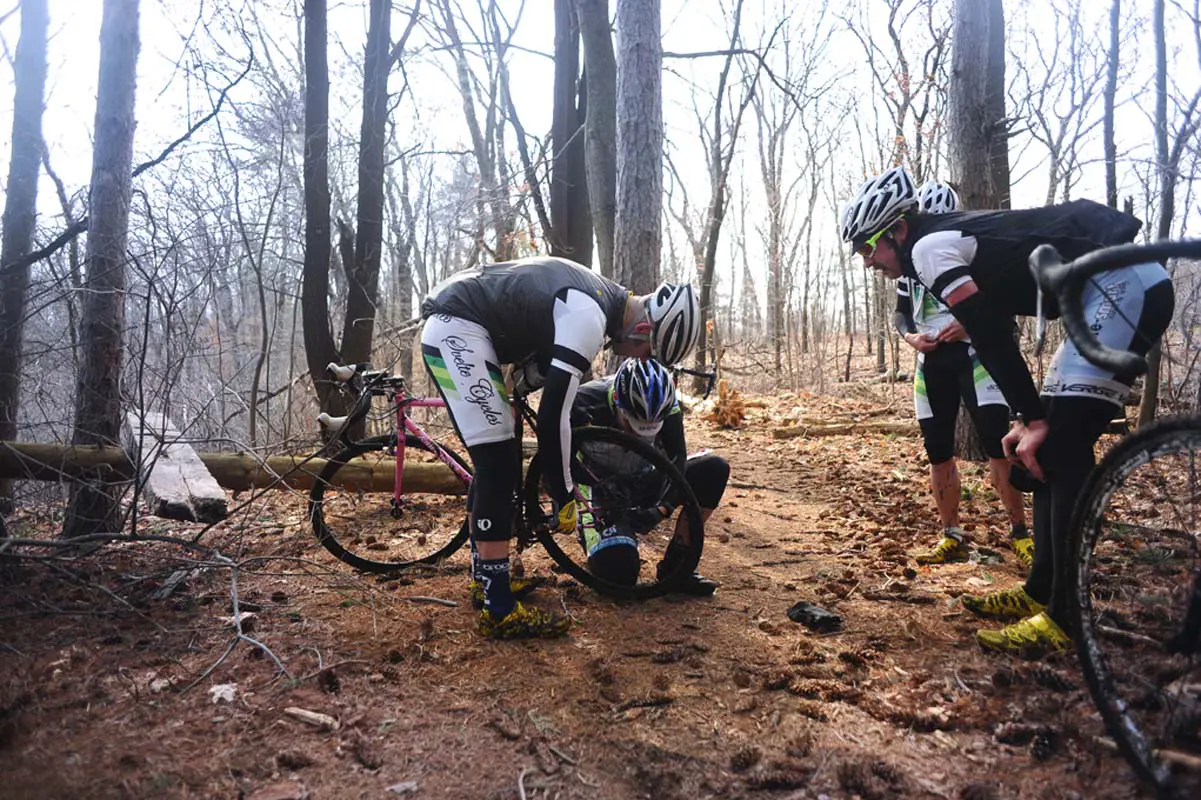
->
xmin=309 ymin=434 xmax=471 ymax=573
xmin=1073 ymin=416 xmax=1201 ymax=797
xmin=523 ymin=426 xmax=704 ymax=601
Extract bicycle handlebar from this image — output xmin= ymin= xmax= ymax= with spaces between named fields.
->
xmin=1029 ymin=240 xmax=1201 ymax=376
xmin=671 ymin=365 xmax=718 ymax=400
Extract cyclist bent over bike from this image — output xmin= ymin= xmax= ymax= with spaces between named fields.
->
xmin=840 ymin=166 xmax=1174 ymax=656
xmin=420 ymin=256 xmax=700 ymax=639
xmin=571 ymin=358 xmax=729 ymax=595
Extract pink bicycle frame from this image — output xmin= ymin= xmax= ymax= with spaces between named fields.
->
xmin=393 ymin=394 xmax=474 ymax=500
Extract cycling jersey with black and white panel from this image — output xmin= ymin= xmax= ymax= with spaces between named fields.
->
xmin=903 ymin=201 xmax=1169 ymax=408
xmin=420 ymin=257 xmax=630 ymax=503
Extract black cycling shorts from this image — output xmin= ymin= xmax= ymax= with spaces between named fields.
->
xmin=915 ymin=342 xmax=1008 ymax=464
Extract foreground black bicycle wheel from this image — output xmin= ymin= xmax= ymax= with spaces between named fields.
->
xmin=522 ymin=426 xmax=704 ymax=600
xmin=1073 ymin=416 xmax=1201 ymax=797
xmin=309 ymin=434 xmax=471 ymax=572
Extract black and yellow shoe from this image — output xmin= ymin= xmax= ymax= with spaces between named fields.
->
xmin=1011 ymin=536 xmax=1034 ymax=570
xmin=976 ymin=612 xmax=1070 ymax=657
xmin=962 ymin=585 xmax=1044 ymax=620
xmin=914 ymin=535 xmax=969 ymax=565
xmin=477 ymin=602 xmax=571 ymax=640
xmin=468 ymin=576 xmax=546 ymax=610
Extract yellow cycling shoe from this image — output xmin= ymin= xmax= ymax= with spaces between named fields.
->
xmin=477 ymin=602 xmax=571 ymax=640
xmin=468 ymin=576 xmax=545 ymax=610
xmin=962 ymin=585 xmax=1044 ymax=620
xmin=1011 ymin=536 xmax=1034 ymax=570
xmin=976 ymin=612 xmax=1070 ymax=657
xmin=914 ymin=535 xmax=969 ymax=565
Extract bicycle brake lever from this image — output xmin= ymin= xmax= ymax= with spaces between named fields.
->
xmin=1034 ymin=284 xmax=1047 ymax=358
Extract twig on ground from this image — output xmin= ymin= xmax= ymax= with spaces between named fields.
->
xmin=0 ymin=641 xmax=27 ymax=657
xmin=547 ymin=743 xmax=577 ymax=765
xmin=287 ymin=659 xmax=372 ymax=690
xmin=1096 ymin=624 xmax=1160 ymax=646
xmin=180 ymin=637 xmax=238 ymax=694
xmin=517 ymin=767 xmax=529 ymax=800
xmin=613 ymin=694 xmax=674 ymax=712
xmin=406 ymin=596 xmax=459 ymax=607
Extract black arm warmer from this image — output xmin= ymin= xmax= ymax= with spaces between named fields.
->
xmin=537 ymin=365 xmax=577 ymax=505
xmin=894 ymin=291 xmax=916 ymax=335
xmin=659 ymin=413 xmax=688 ymax=475
xmin=949 ymin=291 xmax=1045 ymax=422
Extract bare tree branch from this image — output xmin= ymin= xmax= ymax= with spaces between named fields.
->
xmin=1 ymin=52 xmax=254 ymax=278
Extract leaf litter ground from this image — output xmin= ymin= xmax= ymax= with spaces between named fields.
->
xmin=0 ymin=382 xmax=1154 ymax=799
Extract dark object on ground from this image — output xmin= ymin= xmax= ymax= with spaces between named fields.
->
xmin=786 ymin=601 xmax=842 ymax=632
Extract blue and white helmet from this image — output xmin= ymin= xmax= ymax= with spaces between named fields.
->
xmin=613 ymin=358 xmax=676 ymax=438
xmin=916 ymin=179 xmax=960 ymax=214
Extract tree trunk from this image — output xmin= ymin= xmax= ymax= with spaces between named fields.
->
xmin=693 ymin=0 xmax=753 ymax=385
xmin=302 ymin=0 xmax=341 ymax=418
xmin=63 ymin=0 xmax=140 ymax=539
xmin=393 ymin=161 xmax=417 ymax=378
xmin=613 ymin=0 xmax=662 ymax=293
xmin=576 ymin=0 xmax=617 ymax=278
xmin=341 ymin=0 xmax=390 ymax=370
xmin=1140 ymin=0 xmax=1171 ymax=427
xmin=0 ymin=0 xmax=48 ymax=523
xmin=552 ymin=0 xmax=593 ymax=265
xmin=948 ymin=0 xmax=1010 ymax=210
xmin=1103 ymin=0 xmax=1120 ymax=209
xmin=948 ymin=0 xmax=1010 ymax=460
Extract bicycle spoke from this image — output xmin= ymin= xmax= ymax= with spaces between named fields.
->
xmin=310 ymin=435 xmax=470 ymax=572
xmin=523 ymin=427 xmax=703 ymax=600
xmin=1079 ymin=422 xmax=1201 ymax=795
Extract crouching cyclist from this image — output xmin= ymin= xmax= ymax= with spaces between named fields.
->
xmin=570 ymin=358 xmax=728 ymax=595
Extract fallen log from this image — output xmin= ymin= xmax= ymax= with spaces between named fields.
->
xmin=771 ymin=421 xmax=918 ymax=439
xmin=0 ymin=442 xmax=466 ymax=495
xmin=771 ymin=417 xmax=1130 ymax=440
xmin=123 ymin=411 xmax=229 ymax=523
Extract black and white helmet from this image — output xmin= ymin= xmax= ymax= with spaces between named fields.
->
xmin=916 ymin=179 xmax=960 ymax=214
xmin=839 ymin=165 xmax=918 ymax=246
xmin=647 ymin=282 xmax=699 ymax=366
xmin=613 ymin=358 xmax=676 ymax=437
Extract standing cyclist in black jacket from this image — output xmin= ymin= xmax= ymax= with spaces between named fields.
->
xmin=840 ymin=166 xmax=1174 ymax=656
xmin=421 ymin=256 xmax=700 ymax=639
xmin=895 ymin=180 xmax=1030 ymax=568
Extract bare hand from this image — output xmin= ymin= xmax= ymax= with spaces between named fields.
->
xmin=1003 ymin=419 xmax=1048 ymax=481
xmin=936 ymin=320 xmax=967 ymax=344
xmin=904 ymin=332 xmax=939 ymax=354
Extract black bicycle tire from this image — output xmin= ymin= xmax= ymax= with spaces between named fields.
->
xmin=1072 ymin=415 xmax=1201 ymax=796
xmin=523 ymin=426 xmax=704 ymax=600
xmin=309 ymin=433 xmax=471 ymax=573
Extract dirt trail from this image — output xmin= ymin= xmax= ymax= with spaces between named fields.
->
xmin=0 ymin=390 xmax=1151 ymax=799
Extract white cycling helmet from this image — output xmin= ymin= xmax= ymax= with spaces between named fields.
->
xmin=613 ymin=358 xmax=676 ymax=438
xmin=916 ymin=179 xmax=960 ymax=214
xmin=647 ymin=282 xmax=700 ymax=366
xmin=840 ymin=165 xmax=918 ymax=247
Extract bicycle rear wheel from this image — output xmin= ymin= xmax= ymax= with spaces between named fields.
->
xmin=309 ymin=434 xmax=471 ymax=572
xmin=1073 ymin=416 xmax=1201 ymax=797
xmin=523 ymin=426 xmax=704 ymax=601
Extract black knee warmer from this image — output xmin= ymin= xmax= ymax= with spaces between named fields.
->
xmin=685 ymin=453 xmax=730 ymax=509
xmin=466 ymin=439 xmax=520 ymax=542
xmin=919 ymin=416 xmax=956 ymax=464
